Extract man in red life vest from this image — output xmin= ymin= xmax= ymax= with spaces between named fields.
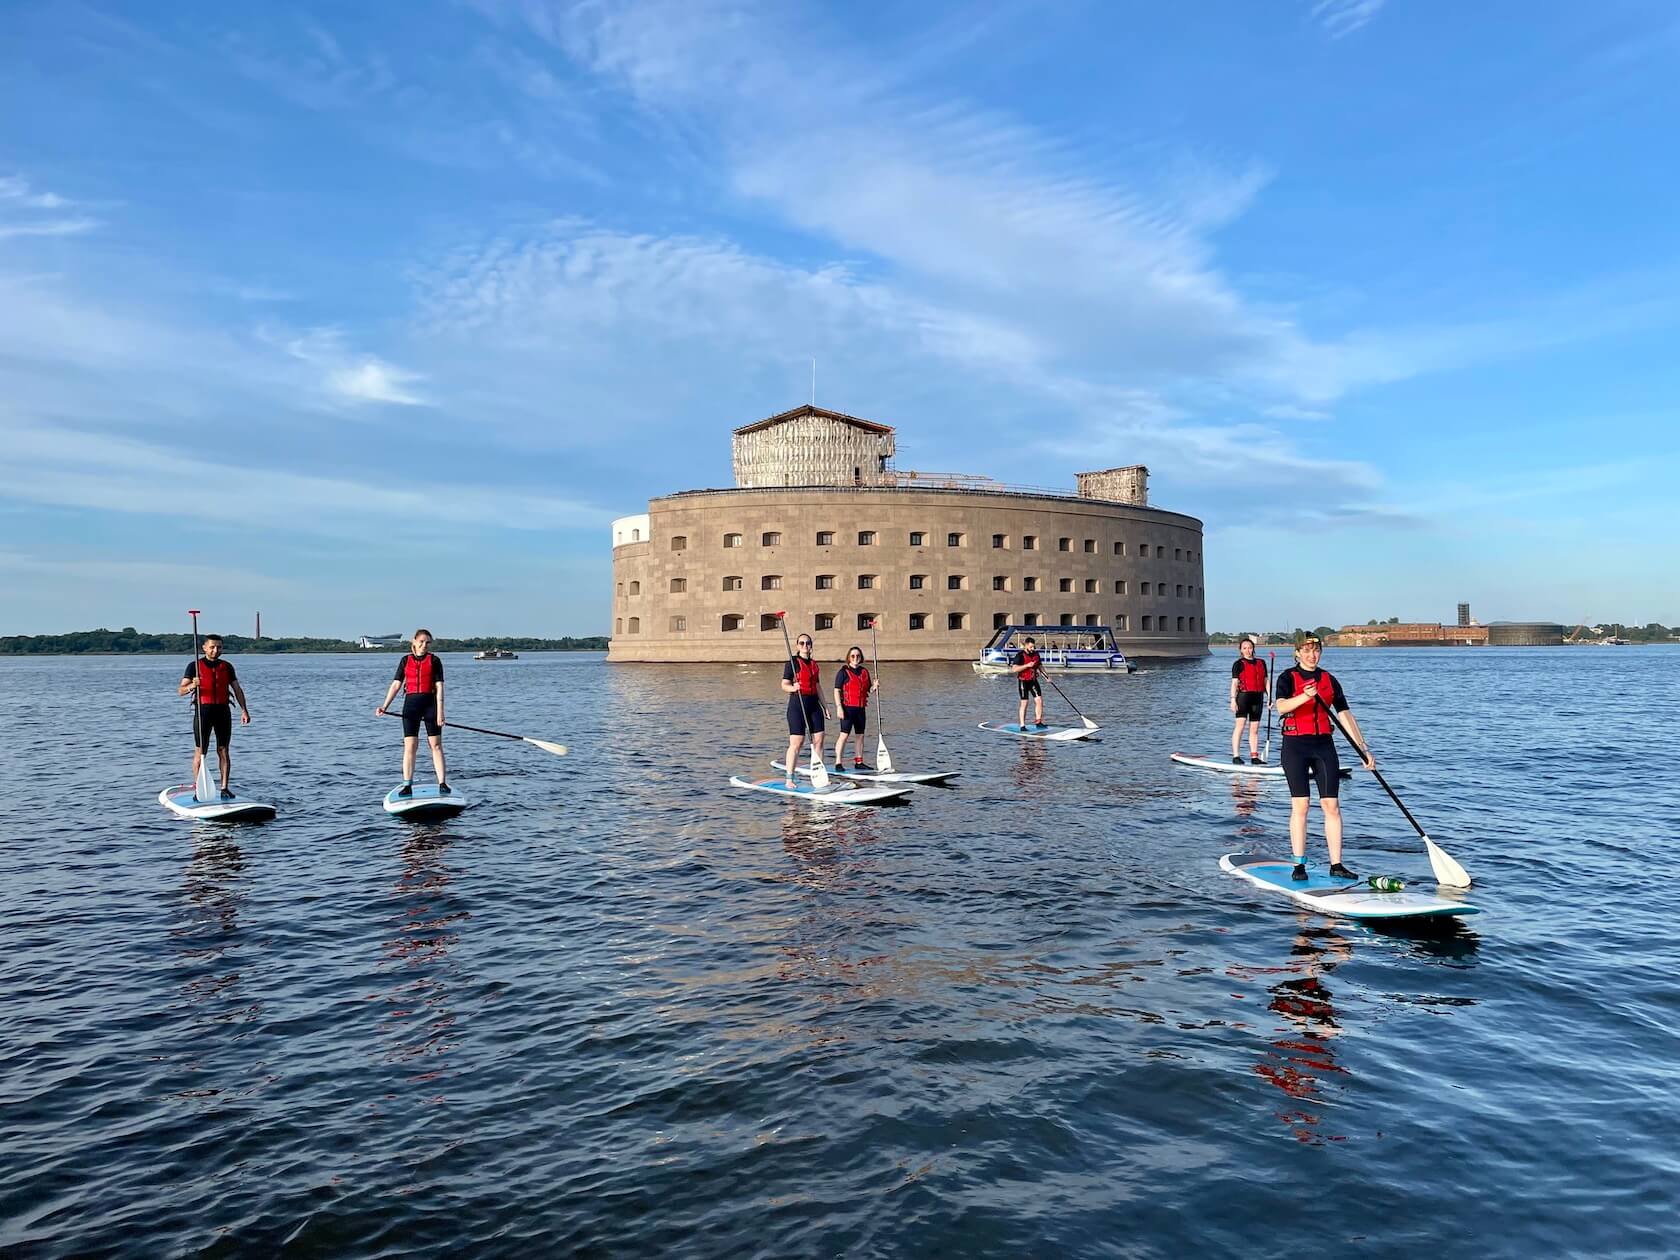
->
xmin=1230 ymin=636 xmax=1268 ymax=764
xmin=831 ymin=645 xmax=876 ymax=771
xmin=780 ymin=632 xmax=828 ymax=786
xmin=376 ymin=628 xmax=450 ymax=796
xmin=176 ymin=633 xmax=251 ymax=799
xmin=1273 ymin=636 xmax=1375 ymax=882
xmin=1010 ymin=635 xmax=1046 ymax=729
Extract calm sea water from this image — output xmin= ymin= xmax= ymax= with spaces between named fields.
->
xmin=2 ymin=647 xmax=1677 ymax=1258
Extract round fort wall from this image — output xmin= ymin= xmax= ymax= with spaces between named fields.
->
xmin=608 ymin=487 xmax=1209 ymax=662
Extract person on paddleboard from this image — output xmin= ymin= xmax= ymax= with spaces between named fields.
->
xmin=1010 ymin=635 xmax=1046 ymax=729
xmin=1230 ymin=636 xmax=1268 ymax=764
xmin=176 ymin=633 xmax=251 ymax=799
xmin=781 ymin=633 xmax=828 ymax=787
xmin=376 ymin=628 xmax=450 ymax=797
xmin=1274 ymin=635 xmax=1374 ymax=882
xmin=832 ymin=646 xmax=877 ymax=772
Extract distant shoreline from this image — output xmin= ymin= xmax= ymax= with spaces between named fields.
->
xmin=0 ymin=629 xmax=608 ymax=656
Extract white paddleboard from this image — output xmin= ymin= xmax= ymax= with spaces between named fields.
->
xmin=1171 ymin=752 xmax=1353 ymax=778
xmin=977 ymin=721 xmax=1097 ymax=741
xmin=158 ymin=784 xmax=277 ymax=823
xmin=1219 ymin=853 xmax=1479 ymax=922
xmin=730 ymin=775 xmax=912 ymax=806
xmin=383 ymin=783 xmax=470 ymax=820
xmin=772 ymin=760 xmax=957 ymax=785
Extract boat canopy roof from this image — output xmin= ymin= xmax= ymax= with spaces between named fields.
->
xmin=981 ymin=624 xmax=1121 ymax=650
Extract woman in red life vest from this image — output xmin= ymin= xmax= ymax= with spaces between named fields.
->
xmin=831 ymin=646 xmax=876 ymax=772
xmin=1010 ymin=635 xmax=1045 ymax=729
xmin=176 ymin=633 xmax=252 ymax=799
xmin=1273 ymin=635 xmax=1374 ymax=882
xmin=780 ymin=632 xmax=828 ymax=786
xmin=376 ymin=628 xmax=450 ymax=796
xmin=1230 ymin=636 xmax=1268 ymax=764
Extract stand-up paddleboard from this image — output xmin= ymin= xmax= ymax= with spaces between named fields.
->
xmin=1219 ymin=853 xmax=1478 ymax=922
xmin=977 ymin=721 xmax=1097 ymax=741
xmin=772 ymin=760 xmax=957 ymax=786
xmin=158 ymin=784 xmax=277 ymax=823
xmin=730 ymin=776 xmax=912 ymax=806
xmin=383 ymin=784 xmax=469 ymax=820
xmin=1171 ymin=752 xmax=1352 ymax=778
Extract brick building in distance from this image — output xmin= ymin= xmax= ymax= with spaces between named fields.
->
xmin=608 ymin=405 xmax=1211 ymax=662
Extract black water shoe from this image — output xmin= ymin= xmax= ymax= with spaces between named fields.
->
xmin=1250 ymin=757 xmax=1265 ymax=765
xmin=437 ymin=782 xmax=451 ymax=795
xmin=396 ymin=782 xmax=413 ymax=797
xmin=220 ymin=788 xmax=235 ymax=800
xmin=1291 ymin=864 xmax=1309 ymax=882
xmin=1329 ymin=862 xmax=1357 ymax=880
xmin=1232 ymin=755 xmax=1243 ymax=765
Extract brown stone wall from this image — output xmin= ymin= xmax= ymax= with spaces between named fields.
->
xmin=609 ymin=487 xmax=1208 ymax=661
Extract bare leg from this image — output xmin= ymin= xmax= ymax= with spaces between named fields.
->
xmin=217 ymin=743 xmax=231 ymax=790
xmin=1034 ymin=693 xmax=1044 ymax=724
xmin=429 ymin=736 xmax=446 ymax=786
xmin=833 ymin=731 xmax=849 ymax=765
xmin=1322 ymin=798 xmax=1344 ymax=866
xmin=1289 ymin=797 xmax=1310 ymax=861
xmin=1248 ymin=721 xmax=1261 ymax=759
xmin=191 ymin=746 xmax=204 ymax=784
xmin=402 ymin=735 xmax=418 ymax=780
xmin=786 ymin=733 xmax=804 ymax=781
xmin=813 ymin=732 xmax=826 ymax=764
xmin=1231 ymin=717 xmax=1246 ymax=758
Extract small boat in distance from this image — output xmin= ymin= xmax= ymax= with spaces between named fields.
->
xmin=972 ymin=624 xmax=1136 ymax=674
xmin=474 ymin=647 xmax=519 ymax=660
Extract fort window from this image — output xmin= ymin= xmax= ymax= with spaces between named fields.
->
xmin=910 ymin=574 xmax=926 ymax=590
xmin=858 ymin=574 xmax=876 ymax=590
xmin=1116 ymin=614 xmax=1128 ymax=630
xmin=992 ymin=533 xmax=1007 ymax=548
xmin=1024 ymin=576 xmax=1039 ymax=592
xmin=1114 ymin=580 xmax=1126 ymax=595
xmin=762 ymin=531 xmax=781 ymax=547
xmin=762 ymin=575 xmax=782 ymax=591
xmin=615 ymin=617 xmax=622 ymax=634
xmin=1176 ymin=584 xmax=1184 ymax=597
xmin=1059 ymin=613 xmax=1074 ymax=626
xmin=669 ymin=616 xmax=686 ymax=632
xmin=1142 ymin=616 xmax=1153 ymax=631
xmin=816 ymin=614 xmax=835 ymax=631
xmin=669 ymin=578 xmax=686 ymax=594
xmin=1175 ymin=548 xmax=1183 ymax=560
xmin=1058 ymin=537 xmax=1071 ymax=552
xmin=815 ymin=574 xmax=834 ymax=590
xmin=723 ymin=575 xmax=743 ymax=592
xmin=993 ymin=613 xmax=1007 ymax=630
xmin=631 ymin=528 xmax=640 ymax=541
xmin=1084 ymin=539 xmax=1095 ymax=553
xmin=948 ymin=575 xmax=965 ymax=591
xmin=760 ymin=614 xmax=779 ymax=631
xmin=909 ymin=531 xmax=926 ymax=546
xmin=858 ymin=530 xmax=876 ymax=546
xmin=721 ymin=614 xmax=743 ymax=632
xmin=993 ymin=576 xmax=1009 ymax=591
xmin=723 ymin=533 xmax=742 ymax=548
xmin=616 ymin=582 xmax=623 ymax=597
xmin=909 ymin=613 xmax=926 ymax=631
xmin=1137 ymin=541 xmax=1146 ymax=556
xmin=1084 ymin=579 xmax=1098 ymax=593
xmin=629 ymin=581 xmax=640 ymax=596
xmin=628 ymin=617 xmax=640 ymax=633
xmin=1140 ymin=581 xmax=1150 ymax=595
xmin=857 ymin=613 xmax=876 ymax=631
xmin=1023 ymin=535 xmax=1037 ymax=550
xmin=671 ymin=536 xmax=687 ymax=551
xmin=1024 ymin=613 xmax=1040 ymax=626
xmin=947 ymin=532 xmax=964 ymax=547
xmin=1086 ymin=615 xmax=1099 ymax=626
xmin=948 ymin=613 xmax=965 ymax=631
xmin=816 ymin=531 xmax=834 ymax=546
xmin=1177 ymin=616 xmax=1186 ymax=631
xmin=1059 ymin=578 xmax=1073 ymax=593
xmin=1114 ymin=541 xmax=1125 ymax=556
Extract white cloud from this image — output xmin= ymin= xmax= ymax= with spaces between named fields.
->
xmin=275 ymin=327 xmax=428 ymax=406
xmin=1312 ymin=0 xmax=1386 ymax=39
xmin=0 ymin=174 xmax=98 ymax=239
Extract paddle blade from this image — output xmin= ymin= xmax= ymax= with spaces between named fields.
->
xmin=1081 ymin=715 xmax=1099 ymax=730
xmin=875 ymin=733 xmax=894 ymax=773
xmin=808 ymin=744 xmax=830 ymax=790
xmin=1424 ymin=835 xmax=1472 ymax=888
xmin=524 ymin=738 xmax=569 ymax=758
xmin=194 ymin=756 xmax=217 ymax=804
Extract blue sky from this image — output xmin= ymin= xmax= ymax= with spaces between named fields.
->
xmin=3 ymin=0 xmax=1676 ymax=637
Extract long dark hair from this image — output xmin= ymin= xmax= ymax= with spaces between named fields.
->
xmin=845 ymin=645 xmax=866 ymax=668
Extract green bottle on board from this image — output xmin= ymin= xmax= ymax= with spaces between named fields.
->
xmin=1367 ymin=875 xmax=1405 ymax=892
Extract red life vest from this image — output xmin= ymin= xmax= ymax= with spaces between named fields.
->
xmin=195 ymin=658 xmax=232 ymax=705
xmin=1237 ymin=657 xmax=1267 ymax=692
xmin=403 ymin=652 xmax=438 ymax=694
xmin=1018 ymin=649 xmax=1040 ymax=682
xmin=1281 ymin=668 xmax=1338 ymax=736
xmin=792 ymin=657 xmax=821 ymax=695
xmin=838 ymin=665 xmax=871 ymax=707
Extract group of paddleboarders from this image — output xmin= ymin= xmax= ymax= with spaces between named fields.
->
xmin=781 ymin=634 xmax=880 ymax=786
xmin=178 ymin=629 xmax=451 ymax=801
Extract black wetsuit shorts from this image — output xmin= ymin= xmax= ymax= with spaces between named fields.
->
xmin=194 ymin=703 xmax=232 ymax=751
xmin=1235 ymin=691 xmax=1264 ymax=721
xmin=402 ymin=694 xmax=441 ymax=738
xmin=839 ymin=704 xmax=868 ymax=734
xmin=1282 ymin=735 xmax=1341 ymax=799
xmin=1018 ymin=676 xmax=1042 ymax=701
xmin=787 ymin=693 xmax=825 ymax=736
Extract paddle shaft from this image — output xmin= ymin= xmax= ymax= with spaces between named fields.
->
xmin=868 ymin=618 xmax=884 ymax=737
xmin=188 ymin=609 xmax=203 ymax=753
xmin=775 ymin=616 xmax=824 ymax=780
xmin=380 ymin=711 xmax=542 ymax=744
xmin=1039 ymin=666 xmax=1090 ymax=724
xmin=1265 ymin=651 xmax=1274 ymax=761
xmin=1312 ymin=694 xmax=1430 ymax=841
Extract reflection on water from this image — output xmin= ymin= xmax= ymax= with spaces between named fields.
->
xmin=379 ymin=831 xmax=467 ymax=1087
xmin=1253 ymin=922 xmax=1355 ymax=1145
xmin=174 ymin=837 xmax=254 ymax=1022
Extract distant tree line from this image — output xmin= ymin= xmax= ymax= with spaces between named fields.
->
xmin=1208 ymin=627 xmax=1337 ymax=646
xmin=0 ymin=628 xmax=610 ymax=655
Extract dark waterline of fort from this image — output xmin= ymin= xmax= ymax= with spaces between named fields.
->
xmin=3 ymin=648 xmax=1677 ymax=1258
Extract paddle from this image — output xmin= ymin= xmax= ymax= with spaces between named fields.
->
xmin=868 ymin=617 xmax=894 ymax=773
xmin=1264 ymin=650 xmax=1274 ymax=764
xmin=381 ymin=710 xmax=567 ymax=758
xmin=1039 ymin=664 xmax=1099 ymax=731
xmin=186 ymin=609 xmax=219 ymax=803
xmin=775 ymin=612 xmax=829 ymax=790
xmin=1312 ymin=693 xmax=1471 ymax=888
